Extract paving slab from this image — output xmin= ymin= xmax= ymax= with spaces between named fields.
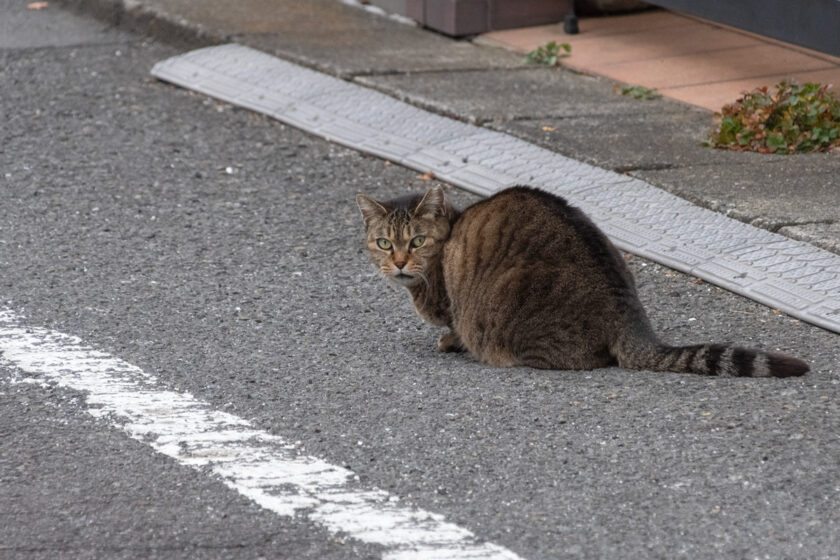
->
xmin=0 ymin=0 xmax=127 ymax=49
xmin=476 ymin=11 xmax=687 ymax=49
xmin=57 ymin=0 xmax=524 ymax=77
xmin=632 ymin=156 xmax=840 ymax=231
xmin=660 ymin=67 xmax=840 ymax=114
xmin=356 ymin=66 xmax=687 ymax=124
xmin=602 ymin=43 xmax=835 ymax=91
xmin=780 ymin=223 xmax=840 ymax=256
xmin=492 ymin=16 xmax=759 ymax=69
xmin=355 ymin=65 xmax=798 ymax=172
xmin=497 ymin=111 xmax=789 ymax=171
xmin=480 ymin=10 xmax=840 ymax=112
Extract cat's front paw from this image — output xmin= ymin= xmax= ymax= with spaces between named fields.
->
xmin=438 ymin=331 xmax=465 ymax=353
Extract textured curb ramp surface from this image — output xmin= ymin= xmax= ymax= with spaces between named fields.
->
xmin=152 ymin=44 xmax=840 ymax=334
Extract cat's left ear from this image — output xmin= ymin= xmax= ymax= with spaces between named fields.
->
xmin=413 ymin=186 xmax=447 ymax=219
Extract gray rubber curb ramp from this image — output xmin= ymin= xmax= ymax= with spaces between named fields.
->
xmin=152 ymin=44 xmax=840 ymax=334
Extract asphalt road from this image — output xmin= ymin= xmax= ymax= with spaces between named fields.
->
xmin=1 ymin=3 xmax=839 ymax=559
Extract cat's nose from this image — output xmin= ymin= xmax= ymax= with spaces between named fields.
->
xmin=394 ymin=259 xmax=407 ymax=269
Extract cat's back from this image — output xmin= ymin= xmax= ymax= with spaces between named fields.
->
xmin=445 ymin=186 xmax=627 ymax=280
xmin=441 ymin=187 xmax=637 ymax=367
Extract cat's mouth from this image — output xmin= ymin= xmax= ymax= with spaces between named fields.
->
xmin=390 ymin=271 xmax=418 ymax=286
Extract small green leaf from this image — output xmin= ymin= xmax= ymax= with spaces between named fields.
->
xmin=620 ymin=84 xmax=660 ymax=100
xmin=525 ymin=41 xmax=571 ymax=66
xmin=766 ymin=132 xmax=786 ymax=149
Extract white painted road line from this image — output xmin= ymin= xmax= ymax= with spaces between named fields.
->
xmin=0 ymin=308 xmax=523 ymax=560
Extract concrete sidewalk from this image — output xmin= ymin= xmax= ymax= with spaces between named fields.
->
xmin=54 ymin=0 xmax=840 ymax=255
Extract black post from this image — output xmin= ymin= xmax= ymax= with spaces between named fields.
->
xmin=564 ymin=1 xmax=579 ymax=34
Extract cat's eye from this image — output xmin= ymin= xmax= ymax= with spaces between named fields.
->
xmin=410 ymin=236 xmax=426 ymax=248
xmin=376 ymin=238 xmax=392 ymax=250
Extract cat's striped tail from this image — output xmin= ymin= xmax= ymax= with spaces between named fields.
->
xmin=617 ymin=342 xmax=809 ymax=377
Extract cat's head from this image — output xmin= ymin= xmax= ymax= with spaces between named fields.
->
xmin=356 ymin=186 xmax=454 ymax=288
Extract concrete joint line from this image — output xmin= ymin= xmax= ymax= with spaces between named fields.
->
xmin=152 ymin=44 xmax=840 ymax=334
xmin=767 ymin=219 xmax=836 ymax=233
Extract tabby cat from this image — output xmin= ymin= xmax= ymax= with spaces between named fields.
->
xmin=356 ymin=185 xmax=809 ymax=377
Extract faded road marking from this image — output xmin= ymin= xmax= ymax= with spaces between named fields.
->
xmin=0 ymin=308 xmax=523 ymax=560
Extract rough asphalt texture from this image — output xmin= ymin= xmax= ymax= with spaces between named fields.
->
xmin=2 ymin=3 xmax=839 ymax=560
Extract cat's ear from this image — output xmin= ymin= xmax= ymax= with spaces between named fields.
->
xmin=356 ymin=193 xmax=388 ymax=224
xmin=413 ymin=186 xmax=447 ymax=219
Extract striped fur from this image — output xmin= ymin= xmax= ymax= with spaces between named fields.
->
xmin=357 ymin=186 xmax=809 ymax=377
xmin=613 ymin=341 xmax=808 ymax=377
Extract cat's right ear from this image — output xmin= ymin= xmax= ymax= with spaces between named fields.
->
xmin=413 ymin=185 xmax=447 ymax=219
xmin=356 ymin=194 xmax=388 ymax=225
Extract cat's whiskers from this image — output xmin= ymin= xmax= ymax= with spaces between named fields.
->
xmin=414 ymin=269 xmax=431 ymax=292
xmin=418 ymin=269 xmax=430 ymax=286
